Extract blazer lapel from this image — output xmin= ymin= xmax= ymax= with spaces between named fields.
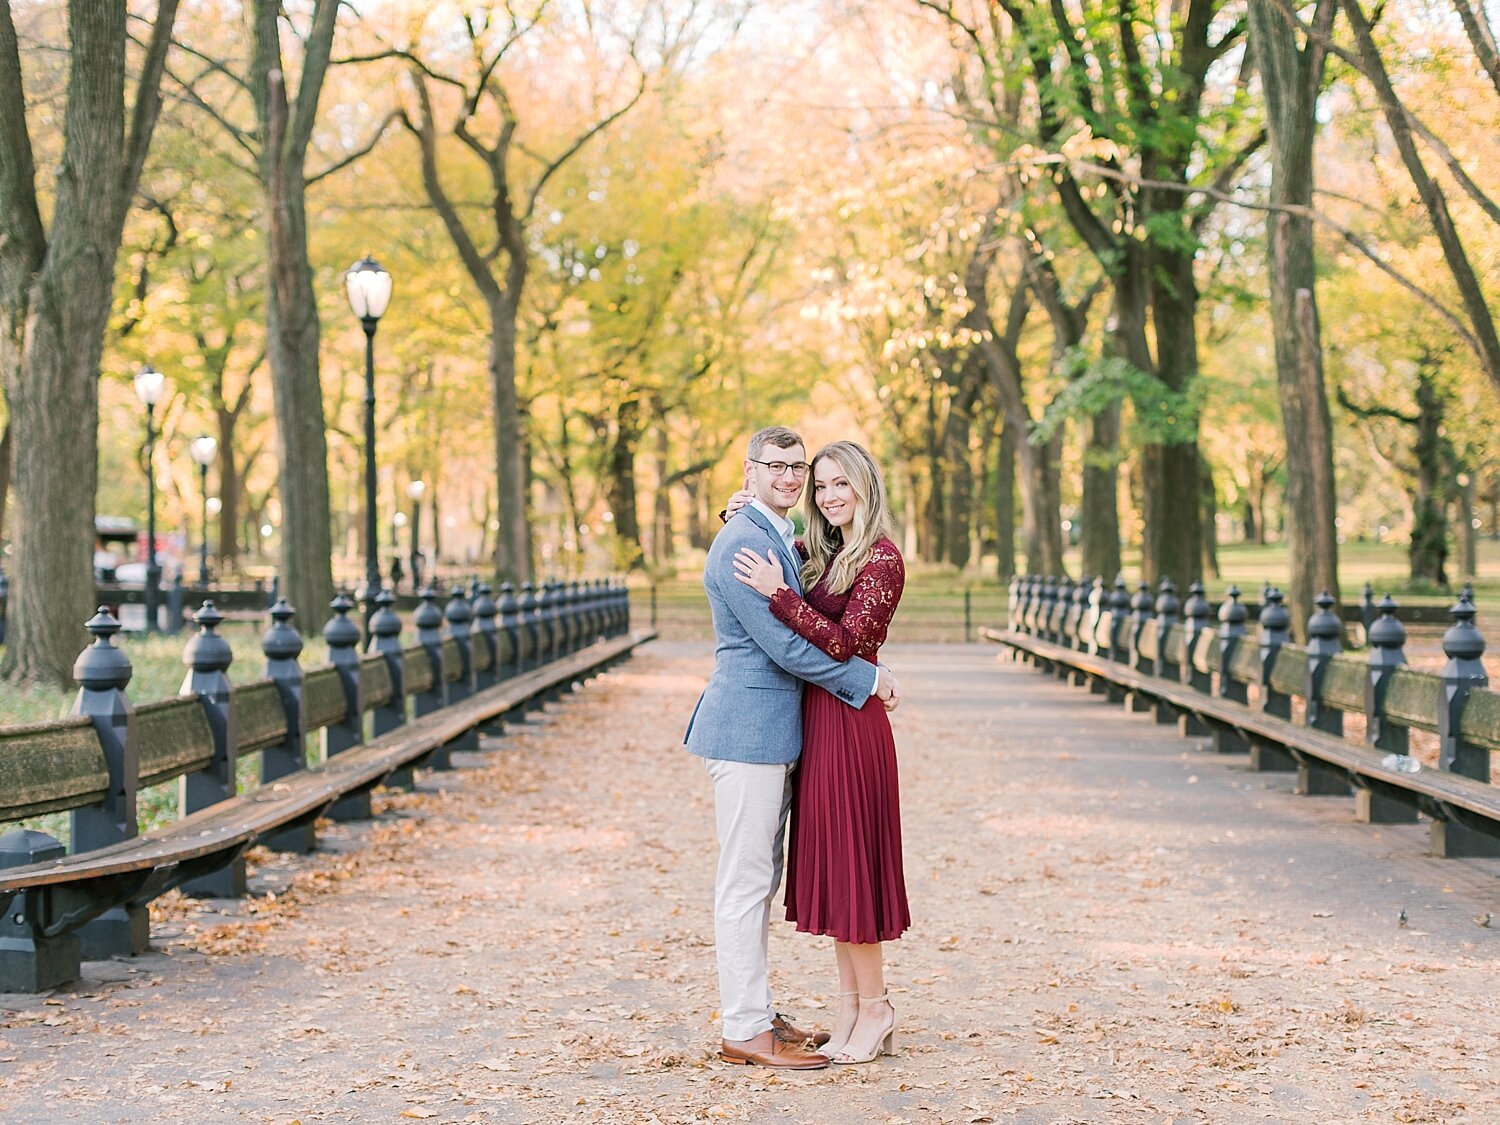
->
xmin=739 ymin=506 xmax=803 ymax=595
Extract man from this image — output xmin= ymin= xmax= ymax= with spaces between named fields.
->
xmin=685 ymin=426 xmax=898 ymax=1069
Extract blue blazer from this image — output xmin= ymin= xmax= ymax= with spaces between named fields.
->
xmin=684 ymin=505 xmax=875 ymax=764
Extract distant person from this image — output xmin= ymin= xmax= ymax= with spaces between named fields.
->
xmin=410 ymin=548 xmax=426 ymax=591
xmin=389 ymin=555 xmax=405 ymax=592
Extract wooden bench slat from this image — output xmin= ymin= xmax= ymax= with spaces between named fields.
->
xmin=302 ymin=666 xmax=348 ymax=729
xmin=136 ymin=697 xmax=215 ymax=789
xmin=1384 ymin=667 xmax=1440 ymax=733
xmin=1319 ymin=656 xmax=1366 ymax=713
xmin=0 ymin=716 xmax=108 ymax=822
xmin=1268 ymin=647 xmax=1308 ymax=698
xmin=360 ymin=654 xmax=394 ymax=708
xmin=1458 ymin=687 xmax=1500 ymax=752
xmin=403 ymin=645 xmax=434 ymax=693
xmin=1226 ymin=642 xmax=1261 ymax=685
xmin=235 ymin=679 xmax=288 ymax=754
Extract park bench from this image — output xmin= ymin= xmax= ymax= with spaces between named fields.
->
xmin=0 ymin=578 xmax=653 ymax=993
xmin=985 ymin=574 xmax=1500 ymax=865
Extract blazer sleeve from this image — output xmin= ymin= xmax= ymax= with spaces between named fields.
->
xmin=707 ymin=553 xmax=876 ymax=704
xmin=768 ymin=542 xmax=904 ymax=661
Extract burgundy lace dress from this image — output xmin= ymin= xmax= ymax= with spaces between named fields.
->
xmin=769 ymin=537 xmax=910 ymax=944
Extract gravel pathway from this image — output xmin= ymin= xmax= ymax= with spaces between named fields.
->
xmin=3 ymin=641 xmax=1499 ymax=1124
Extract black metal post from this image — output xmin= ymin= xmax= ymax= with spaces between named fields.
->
xmin=1250 ymin=588 xmax=1296 ymax=772
xmin=1359 ymin=594 xmax=1418 ymax=824
xmin=1212 ymin=585 xmax=1251 ymax=753
xmin=144 ymin=403 xmax=160 ymax=633
xmin=1433 ymin=594 xmax=1499 ymax=856
xmin=179 ymin=601 xmax=244 ymax=897
xmin=360 ymin=316 xmax=381 ymax=631
xmin=1179 ymin=581 xmax=1213 ymax=737
xmin=325 ymin=594 xmax=371 ymax=819
xmin=1299 ymin=590 xmax=1352 ymax=796
xmin=261 ymin=598 xmax=316 ymax=852
xmin=71 ymin=607 xmax=149 ymax=958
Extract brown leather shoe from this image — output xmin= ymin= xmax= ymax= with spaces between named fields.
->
xmin=720 ymin=1029 xmax=829 ymax=1069
xmin=772 ymin=1012 xmax=832 ymax=1048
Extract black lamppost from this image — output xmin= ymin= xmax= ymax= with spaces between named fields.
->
xmin=346 ymin=255 xmax=393 ymax=625
xmin=133 ymin=364 xmax=166 ymax=633
xmin=189 ymin=435 xmax=218 ymax=586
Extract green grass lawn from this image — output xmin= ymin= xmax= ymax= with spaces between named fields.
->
xmin=1037 ymin=539 xmax=1495 ymax=605
xmin=0 ymin=622 xmax=330 ymax=725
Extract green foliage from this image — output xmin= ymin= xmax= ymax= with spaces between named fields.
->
xmin=1034 ymin=350 xmax=1204 ymax=449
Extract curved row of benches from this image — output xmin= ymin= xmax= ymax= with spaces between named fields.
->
xmin=989 ymin=574 xmax=1500 ymax=863
xmin=0 ymin=580 xmax=651 ymax=992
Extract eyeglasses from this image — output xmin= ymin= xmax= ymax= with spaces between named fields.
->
xmin=749 ymin=458 xmax=811 ymax=478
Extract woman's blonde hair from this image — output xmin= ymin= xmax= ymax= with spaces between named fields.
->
xmin=801 ymin=441 xmax=893 ymax=595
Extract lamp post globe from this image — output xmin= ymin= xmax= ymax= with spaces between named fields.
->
xmin=189 ymin=436 xmax=218 ymax=586
xmin=133 ymin=365 xmax=167 ymax=632
xmin=347 ymin=255 xmax=392 ymax=633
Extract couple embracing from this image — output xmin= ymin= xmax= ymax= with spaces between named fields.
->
xmin=684 ymin=426 xmax=910 ymax=1070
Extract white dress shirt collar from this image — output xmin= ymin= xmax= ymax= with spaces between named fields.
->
xmin=749 ymin=498 xmax=797 ymax=552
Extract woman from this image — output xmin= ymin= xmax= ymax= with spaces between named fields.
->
xmin=729 ymin=440 xmax=909 ymax=1065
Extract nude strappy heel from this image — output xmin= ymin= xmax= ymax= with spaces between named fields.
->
xmin=830 ymin=992 xmax=896 ymax=1064
xmin=820 ymin=990 xmax=859 ymax=1061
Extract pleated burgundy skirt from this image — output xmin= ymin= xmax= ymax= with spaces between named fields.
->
xmin=784 ymin=685 xmax=910 ymax=944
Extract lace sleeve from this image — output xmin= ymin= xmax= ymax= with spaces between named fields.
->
xmin=767 ymin=541 xmax=905 ymax=661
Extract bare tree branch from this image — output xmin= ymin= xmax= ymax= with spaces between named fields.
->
xmin=286 ymin=0 xmax=339 ymax=160
xmin=163 ymin=63 xmax=259 ymax=164
xmin=1451 ymin=0 xmax=1500 ymax=97
xmin=123 ymin=0 xmax=184 ymax=203
xmin=523 ymin=68 xmax=648 ymax=220
xmin=306 ymin=110 xmax=398 ymax=185
xmin=1057 ymin=155 xmax=1485 ymax=356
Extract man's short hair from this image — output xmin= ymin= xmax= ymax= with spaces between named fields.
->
xmin=748 ymin=426 xmax=804 ymax=460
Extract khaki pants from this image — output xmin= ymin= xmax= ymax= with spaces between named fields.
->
xmin=704 ymin=757 xmax=794 ymax=1041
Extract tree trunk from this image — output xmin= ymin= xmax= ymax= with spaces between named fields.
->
xmin=1200 ymin=452 xmax=1221 ymax=579
xmin=942 ymin=358 xmax=983 ymax=570
xmin=1141 ymin=211 xmax=1204 ymax=587
xmin=651 ymin=425 xmax=673 ymax=567
xmin=215 ymin=408 xmax=240 ymax=571
xmin=901 ymin=467 xmax=919 ymax=558
xmin=1141 ymin=442 xmax=1202 ymax=586
xmin=1080 ymin=405 xmax=1122 ymax=580
xmin=923 ymin=388 xmax=944 ymax=563
xmin=1458 ymin=469 xmax=1478 ymax=579
xmin=489 ymin=291 xmax=532 ymax=582
xmin=605 ymin=397 xmax=643 ymax=570
xmin=945 ymin=409 xmax=973 ymax=570
xmin=967 ymin=282 xmax=1064 ymax=576
xmin=995 ymin=417 xmax=1017 ymax=581
xmin=252 ymin=0 xmax=337 ymax=623
xmin=0 ymin=419 xmax=11 ymax=547
xmin=1 ymin=0 xmax=178 ymax=685
xmin=1408 ymin=368 xmax=1449 ymax=585
xmin=686 ymin=475 xmax=712 ymax=550
xmin=1251 ymin=0 xmax=1341 ymax=638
